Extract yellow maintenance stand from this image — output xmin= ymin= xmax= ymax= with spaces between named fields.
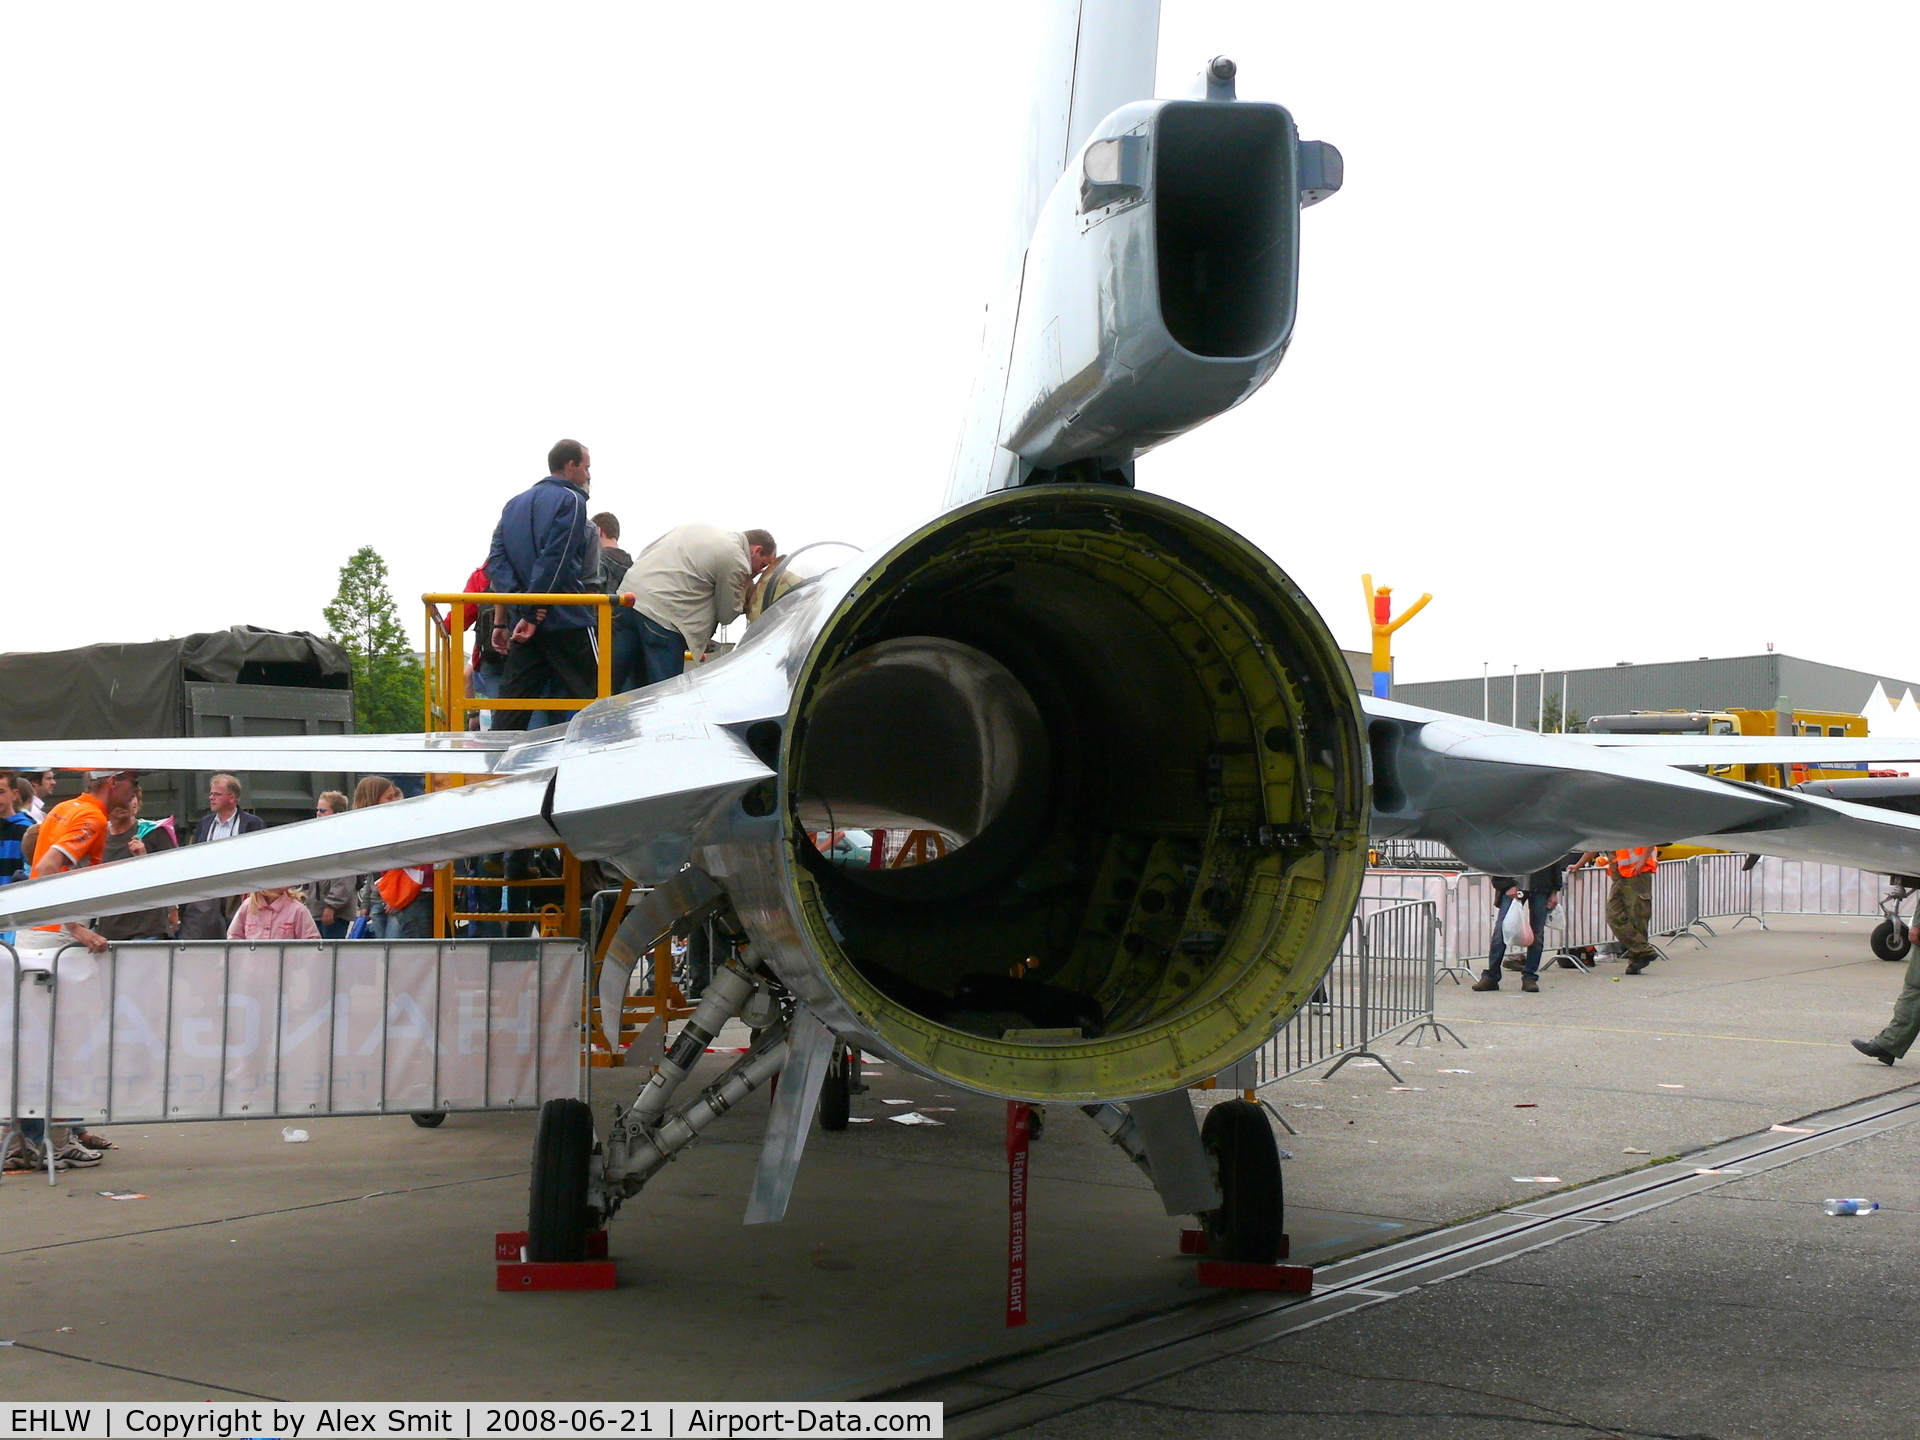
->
xmin=419 ymin=589 xmax=694 ymax=1064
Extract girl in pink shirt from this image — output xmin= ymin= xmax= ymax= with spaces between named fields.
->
xmin=227 ymin=887 xmax=322 ymax=941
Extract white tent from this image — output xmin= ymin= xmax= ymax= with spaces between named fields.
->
xmin=1861 ymin=681 xmax=1896 ymax=734
xmin=1889 ymin=689 xmax=1920 ymax=739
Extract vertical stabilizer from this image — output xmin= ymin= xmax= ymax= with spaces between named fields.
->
xmin=1012 ymin=0 xmax=1163 ymax=278
xmin=947 ymin=0 xmax=1161 ymax=505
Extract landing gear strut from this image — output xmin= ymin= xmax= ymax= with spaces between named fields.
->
xmin=1200 ymin=1099 xmax=1284 ymax=1264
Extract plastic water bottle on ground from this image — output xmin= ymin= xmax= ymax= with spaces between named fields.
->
xmin=1823 ymin=1198 xmax=1879 ymax=1216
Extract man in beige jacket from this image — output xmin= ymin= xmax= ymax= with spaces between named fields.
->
xmin=620 ymin=525 xmax=776 ymax=684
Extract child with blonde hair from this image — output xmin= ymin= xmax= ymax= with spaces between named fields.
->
xmin=227 ymin=885 xmax=322 ymax=941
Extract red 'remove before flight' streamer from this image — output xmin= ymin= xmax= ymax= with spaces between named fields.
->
xmin=1006 ymin=1101 xmax=1031 ymax=1327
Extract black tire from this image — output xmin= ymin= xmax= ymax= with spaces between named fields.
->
xmin=1200 ymin=1099 xmax=1284 ymax=1264
xmin=409 ymin=1111 xmax=446 ymax=1128
xmin=819 ymin=1046 xmax=851 ymax=1131
xmin=1871 ymin=920 xmax=1911 ymax=963
xmin=528 ymin=1098 xmax=596 ymax=1262
xmin=1028 ymin=1105 xmax=1046 ymax=1142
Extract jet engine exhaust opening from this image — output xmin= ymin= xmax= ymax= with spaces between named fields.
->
xmin=778 ymin=487 xmax=1367 ymax=1103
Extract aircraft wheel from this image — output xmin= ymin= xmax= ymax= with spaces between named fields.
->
xmin=1200 ymin=1099 xmax=1284 ymax=1264
xmin=818 ymin=1046 xmax=851 ymax=1131
xmin=1028 ymin=1105 xmax=1046 ymax=1142
xmin=409 ymin=1111 xmax=446 ymax=1128
xmin=1871 ymin=920 xmax=1911 ymax=962
xmin=528 ymin=1098 xmax=596 ymax=1262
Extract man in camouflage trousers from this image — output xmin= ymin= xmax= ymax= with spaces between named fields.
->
xmin=1579 ymin=848 xmax=1662 ymax=974
xmin=1854 ymin=918 xmax=1920 ymax=1065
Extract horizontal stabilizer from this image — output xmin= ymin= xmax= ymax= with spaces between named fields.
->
xmin=1567 ymin=734 xmax=1920 ymax=765
xmin=1366 ymin=698 xmax=1790 ymax=872
xmin=1714 ymin=786 xmax=1920 ymax=878
xmin=1366 ymin=697 xmax=1920 ymax=878
xmin=0 ymin=770 xmax=557 ymax=927
xmin=0 ymin=732 xmax=520 ymax=777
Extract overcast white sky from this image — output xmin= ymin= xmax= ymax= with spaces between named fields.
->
xmin=6 ymin=3 xmax=1915 ymax=686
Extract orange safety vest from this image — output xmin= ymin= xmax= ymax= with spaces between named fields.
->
xmin=1613 ymin=846 xmax=1659 ymax=878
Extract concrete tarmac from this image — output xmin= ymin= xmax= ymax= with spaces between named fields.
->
xmin=1 ymin=915 xmax=1913 ymax=1415
xmin=1002 ymin=1108 xmax=1920 ymax=1440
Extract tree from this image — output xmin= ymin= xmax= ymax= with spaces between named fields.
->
xmin=324 ymin=546 xmax=423 ymax=734
xmin=1535 ymin=696 xmax=1585 ymax=734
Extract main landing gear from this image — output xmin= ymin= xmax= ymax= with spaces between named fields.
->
xmin=818 ymin=1045 xmax=853 ymax=1131
xmin=1871 ymin=920 xmax=1911 ymax=963
xmin=1873 ymin=880 xmax=1917 ymax=962
xmin=1200 ymin=1099 xmax=1285 ymax=1264
xmin=529 ymin=1098 xmax=599 ymax=1263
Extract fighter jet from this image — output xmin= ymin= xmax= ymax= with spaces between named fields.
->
xmin=7 ymin=0 xmax=1920 ymax=1266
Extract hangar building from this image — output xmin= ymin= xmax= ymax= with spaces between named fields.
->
xmin=1392 ymin=652 xmax=1920 ymax=729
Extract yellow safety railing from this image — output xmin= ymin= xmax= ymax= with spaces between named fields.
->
xmin=422 ymin=590 xmax=626 ymax=733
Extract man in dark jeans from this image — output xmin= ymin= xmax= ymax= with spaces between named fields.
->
xmin=485 ymin=439 xmax=603 ymax=731
xmin=1474 ymin=854 xmax=1575 ymax=993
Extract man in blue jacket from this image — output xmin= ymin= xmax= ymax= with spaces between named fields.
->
xmin=485 ymin=439 xmax=603 ymax=731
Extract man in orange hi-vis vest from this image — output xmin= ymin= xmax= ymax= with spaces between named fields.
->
xmin=1577 ymin=847 xmax=1663 ymax=974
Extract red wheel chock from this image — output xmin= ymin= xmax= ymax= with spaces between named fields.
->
xmin=495 ymin=1230 xmax=616 ymax=1291
xmin=1179 ymin=1228 xmax=1312 ymax=1292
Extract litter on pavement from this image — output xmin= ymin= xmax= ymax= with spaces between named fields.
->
xmin=890 ymin=1113 xmax=944 ymax=1126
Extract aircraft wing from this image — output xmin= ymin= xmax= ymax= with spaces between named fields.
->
xmin=0 ymin=769 xmax=558 ymax=927
xmin=1365 ymin=696 xmax=1920 ymax=876
xmin=0 ymin=732 xmax=521 ymax=777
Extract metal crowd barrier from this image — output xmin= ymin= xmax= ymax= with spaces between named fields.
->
xmin=3 ymin=939 xmax=587 ymax=1171
xmin=1754 ymin=858 xmax=1886 ymax=917
xmin=1253 ymin=900 xmax=1460 ymax=1089
xmin=1358 ymin=853 xmax=1772 ymax=973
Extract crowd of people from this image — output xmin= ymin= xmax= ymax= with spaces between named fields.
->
xmin=0 ymin=437 xmax=779 ymax=1173
xmin=0 ymin=767 xmax=464 ymax=1172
